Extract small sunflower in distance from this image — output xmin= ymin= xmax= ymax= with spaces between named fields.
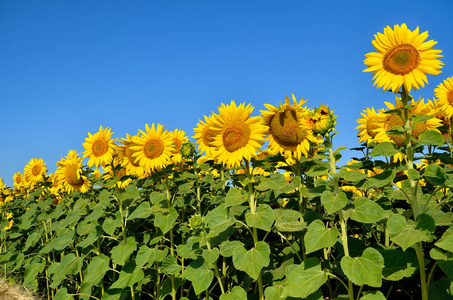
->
xmin=210 ymin=101 xmax=267 ymax=168
xmin=131 ymin=124 xmax=175 ymax=172
xmin=56 ymin=150 xmax=91 ymax=194
xmin=261 ymin=95 xmax=319 ymax=162
xmin=13 ymin=172 xmax=24 ymax=191
xmin=170 ymin=129 xmax=189 ymax=164
xmin=24 ymin=158 xmax=47 ymax=185
xmin=435 ymin=76 xmax=453 ymax=118
xmin=364 ymin=23 xmax=443 ymax=93
xmin=83 ymin=126 xmax=117 ymax=168
xmin=193 ymin=114 xmax=218 ymax=159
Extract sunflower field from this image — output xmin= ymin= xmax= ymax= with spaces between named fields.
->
xmin=1 ymin=23 xmax=453 ymax=300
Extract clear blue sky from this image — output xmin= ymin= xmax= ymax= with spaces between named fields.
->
xmin=1 ymin=0 xmax=452 ymax=187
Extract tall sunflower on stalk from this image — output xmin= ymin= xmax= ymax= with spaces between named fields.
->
xmin=211 ymin=100 xmax=267 ymax=168
xmin=118 ymin=133 xmax=147 ymax=179
xmin=170 ymin=129 xmax=189 ymax=165
xmin=261 ymin=95 xmax=319 ymax=163
xmin=130 ymin=123 xmax=175 ymax=172
xmin=56 ymin=150 xmax=91 ymax=194
xmin=83 ymin=126 xmax=118 ymax=168
xmin=193 ymin=114 xmax=219 ymax=160
xmin=24 ymin=158 xmax=47 ymax=186
xmin=364 ymin=23 xmax=443 ymax=93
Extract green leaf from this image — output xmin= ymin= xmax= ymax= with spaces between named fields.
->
xmin=359 ymin=291 xmax=386 ymax=300
xmin=110 ymin=236 xmax=137 ymax=266
xmin=274 ymin=209 xmax=306 ymax=232
xmin=110 ymin=260 xmax=144 ymax=289
xmin=245 ymin=204 xmax=275 ymax=231
xmin=418 ymin=130 xmax=444 ymax=146
xmin=85 ymin=205 xmax=105 ymax=222
xmin=202 ymin=248 xmax=219 ymax=265
xmin=24 ymin=230 xmax=43 ymax=251
xmin=154 ymin=207 xmax=178 ymax=234
xmin=428 ymin=278 xmax=453 ymax=299
xmin=102 ymin=216 xmax=121 ymax=236
xmin=224 ymin=187 xmax=248 ymax=207
xmin=219 ymin=286 xmax=247 ymax=300
xmin=205 ymin=205 xmax=234 ymax=239
xmin=281 ymin=257 xmax=327 ymax=298
xmin=380 ymin=248 xmax=418 ymax=281
xmin=219 ymin=241 xmax=244 ymax=257
xmin=50 ymin=253 xmax=83 ymax=288
xmin=182 ymin=259 xmax=214 ymax=295
xmin=161 ymin=255 xmax=181 ymax=275
xmin=337 ymin=168 xmax=367 ymax=182
xmin=388 ymin=214 xmax=435 ymax=251
xmin=40 ymin=230 xmax=76 ymax=253
xmin=430 ymin=248 xmax=453 ymax=278
xmin=436 ymin=226 xmax=453 ymax=253
xmin=341 ymin=248 xmax=384 ymax=287
xmin=255 ymin=174 xmax=301 ymax=197
xmin=232 ymin=241 xmax=270 ymax=280
xmin=176 ymin=237 xmax=202 ymax=260
xmin=424 ymin=163 xmax=447 ymax=186
xmin=128 ymin=202 xmax=153 ymax=220
xmin=136 ymin=245 xmax=168 ymax=269
xmin=83 ymin=254 xmax=110 ymax=285
xmin=304 ymin=219 xmax=339 ymax=254
xmin=350 ymin=197 xmax=386 ymax=224
xmin=370 ymin=142 xmax=398 ymax=157
xmin=54 ymin=287 xmax=74 ymax=300
xmin=321 ymin=191 xmax=348 ymax=215
xmin=356 ymin=170 xmax=395 ymax=189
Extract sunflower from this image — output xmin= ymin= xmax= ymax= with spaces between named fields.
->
xmin=130 ymin=124 xmax=175 ymax=172
xmin=103 ymin=157 xmax=132 ymax=189
xmin=355 ymin=107 xmax=383 ymax=144
xmin=117 ymin=133 xmax=147 ymax=179
xmin=170 ymin=129 xmax=189 ymax=164
xmin=261 ymin=95 xmax=319 ymax=162
xmin=435 ymin=76 xmax=453 ymax=118
xmin=308 ymin=104 xmax=336 ymax=136
xmin=13 ymin=172 xmax=24 ymax=190
xmin=193 ymin=114 xmax=219 ymax=159
xmin=374 ymin=97 xmax=442 ymax=146
xmin=24 ymin=158 xmax=47 ymax=185
xmin=364 ymin=23 xmax=443 ymax=93
xmin=83 ymin=126 xmax=117 ymax=168
xmin=211 ymin=100 xmax=267 ymax=168
xmin=56 ymin=150 xmax=91 ymax=194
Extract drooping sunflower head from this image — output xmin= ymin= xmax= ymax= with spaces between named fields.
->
xmin=308 ymin=104 xmax=337 ymax=136
xmin=56 ymin=150 xmax=91 ymax=194
xmin=211 ymin=100 xmax=267 ymax=168
xmin=130 ymin=123 xmax=175 ymax=172
xmin=83 ymin=126 xmax=118 ymax=168
xmin=170 ymin=129 xmax=189 ymax=164
xmin=435 ymin=76 xmax=453 ymax=118
xmin=364 ymin=23 xmax=443 ymax=93
xmin=193 ymin=114 xmax=219 ymax=159
xmin=261 ymin=95 xmax=320 ymax=162
xmin=24 ymin=158 xmax=47 ymax=185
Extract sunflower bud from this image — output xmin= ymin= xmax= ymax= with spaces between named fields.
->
xmin=309 ymin=105 xmax=337 ymax=136
xmin=180 ymin=141 xmax=196 ymax=158
xmin=189 ymin=214 xmax=204 ymax=230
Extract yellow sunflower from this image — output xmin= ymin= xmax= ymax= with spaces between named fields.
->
xmin=307 ymin=104 xmax=336 ymax=136
xmin=13 ymin=172 xmax=24 ymax=190
xmin=261 ymin=95 xmax=319 ymax=162
xmin=374 ymin=97 xmax=442 ymax=146
xmin=103 ymin=157 xmax=132 ymax=189
xmin=24 ymin=158 xmax=47 ymax=185
xmin=118 ymin=133 xmax=147 ymax=179
xmin=364 ymin=23 xmax=443 ymax=93
xmin=83 ymin=126 xmax=117 ymax=168
xmin=211 ymin=100 xmax=267 ymax=168
xmin=193 ymin=114 xmax=219 ymax=159
xmin=170 ymin=129 xmax=189 ymax=164
xmin=130 ymin=124 xmax=175 ymax=172
xmin=56 ymin=150 xmax=91 ymax=194
xmin=355 ymin=107 xmax=383 ymax=144
xmin=435 ymin=76 xmax=453 ymax=118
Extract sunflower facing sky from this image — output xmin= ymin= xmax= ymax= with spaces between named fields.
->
xmin=364 ymin=23 xmax=443 ymax=93
xmin=83 ymin=126 xmax=117 ymax=168
xmin=435 ymin=76 xmax=453 ymax=118
xmin=210 ymin=100 xmax=267 ymax=168
xmin=131 ymin=123 xmax=175 ymax=172
xmin=261 ymin=95 xmax=319 ymax=162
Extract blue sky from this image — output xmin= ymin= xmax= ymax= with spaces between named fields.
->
xmin=1 ymin=0 xmax=452 ymax=187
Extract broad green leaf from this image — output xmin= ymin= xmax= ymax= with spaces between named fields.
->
xmin=304 ymin=219 xmax=339 ymax=254
xmin=85 ymin=205 xmax=105 ymax=222
xmin=99 ymin=189 xmax=113 ymax=207
xmin=23 ymin=257 xmax=45 ymax=286
xmin=110 ymin=260 xmax=144 ymax=289
xmin=321 ymin=191 xmax=348 ymax=215
xmin=24 ymin=231 xmax=42 ymax=251
xmin=337 ymin=168 xmax=367 ymax=182
xmin=110 ymin=236 xmax=137 ymax=266
xmin=388 ymin=214 xmax=435 ymax=251
xmin=350 ymin=197 xmax=386 ymax=224
xmin=136 ymin=245 xmax=168 ymax=268
xmin=154 ymin=207 xmax=178 ymax=234
xmin=40 ymin=230 xmax=75 ymax=253
xmin=224 ymin=187 xmax=248 ymax=207
xmin=428 ymin=278 xmax=453 ymax=299
xmin=232 ymin=241 xmax=270 ymax=280
xmin=219 ymin=286 xmax=247 ymax=300
xmin=219 ymin=240 xmax=244 ymax=257
xmin=102 ymin=216 xmax=121 ymax=236
xmin=83 ymin=254 xmax=110 ymax=285
xmin=380 ymin=248 xmax=418 ymax=281
xmin=418 ymin=130 xmax=444 ymax=146
xmin=54 ymin=287 xmax=74 ymax=300
xmin=176 ymin=237 xmax=202 ymax=260
xmin=436 ymin=226 xmax=453 ymax=253
xmin=256 ymin=174 xmax=301 ymax=197
xmin=356 ymin=170 xmax=395 ymax=189
xmin=128 ymin=202 xmax=153 ymax=220
xmin=370 ymin=142 xmax=398 ymax=157
xmin=205 ymin=205 xmax=234 ymax=239
xmin=359 ymin=291 xmax=386 ymax=300
xmin=245 ymin=204 xmax=275 ymax=231
xmin=430 ymin=248 xmax=453 ymax=278
xmin=281 ymin=257 xmax=327 ymax=298
xmin=424 ymin=163 xmax=447 ymax=186
xmin=50 ymin=253 xmax=83 ymax=288
xmin=202 ymin=248 xmax=219 ymax=265
xmin=182 ymin=259 xmax=214 ymax=295
xmin=161 ymin=255 xmax=181 ymax=275
xmin=274 ymin=209 xmax=306 ymax=232
xmin=341 ymin=248 xmax=384 ymax=287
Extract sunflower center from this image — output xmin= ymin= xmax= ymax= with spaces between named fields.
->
xmin=32 ymin=165 xmax=41 ymax=176
xmin=412 ymin=122 xmax=427 ymax=139
xmin=383 ymin=44 xmax=420 ymax=75
xmin=448 ymin=89 xmax=453 ymax=105
xmin=65 ymin=164 xmax=83 ymax=186
xmin=202 ymin=128 xmax=216 ymax=147
xmin=366 ymin=118 xmax=378 ymax=138
xmin=386 ymin=115 xmax=405 ymax=146
xmin=270 ymin=108 xmax=307 ymax=146
xmin=144 ymin=139 xmax=164 ymax=159
xmin=172 ymin=138 xmax=182 ymax=154
xmin=125 ymin=146 xmax=140 ymax=167
xmin=14 ymin=175 xmax=22 ymax=185
xmin=92 ymin=139 xmax=108 ymax=157
xmin=222 ymin=120 xmax=251 ymax=152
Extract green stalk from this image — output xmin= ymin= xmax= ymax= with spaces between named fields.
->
xmin=401 ymin=87 xmax=428 ymax=300
xmin=164 ymin=177 xmax=177 ymax=300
